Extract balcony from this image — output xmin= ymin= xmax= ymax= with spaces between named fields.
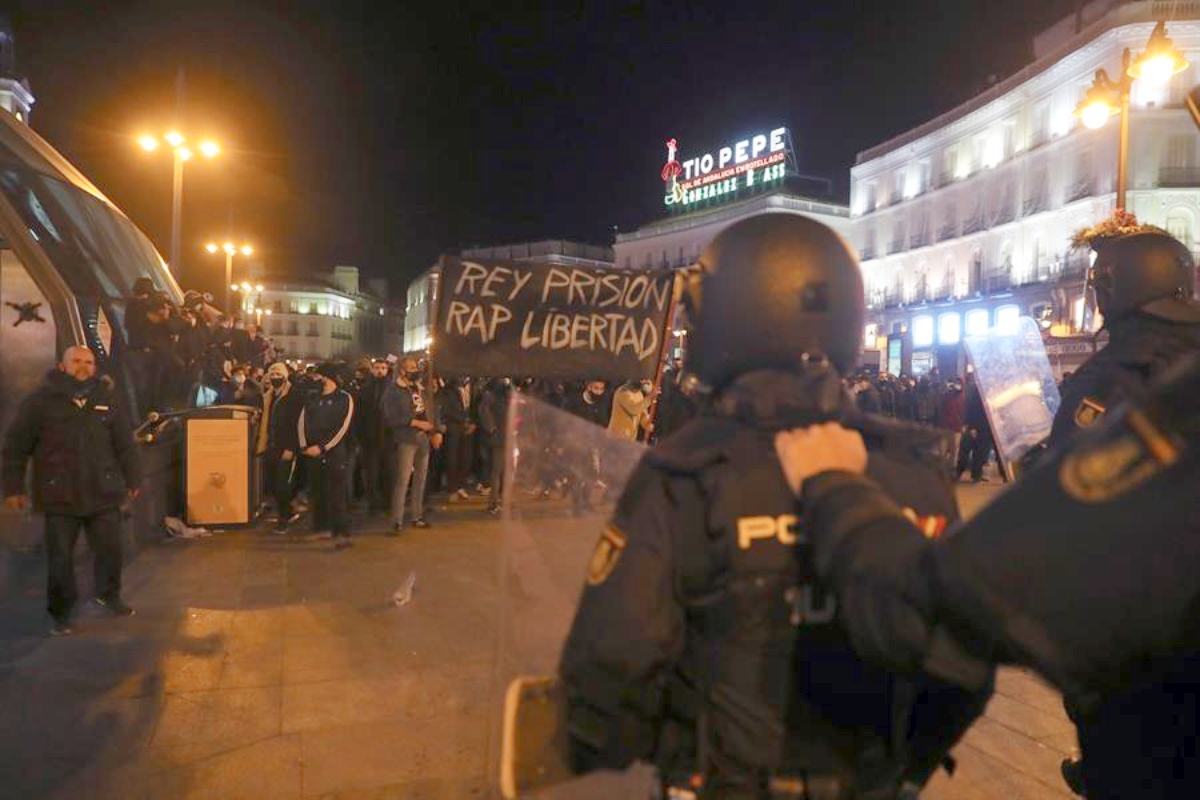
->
xmin=993 ymin=204 xmax=1016 ymax=226
xmin=1061 ymin=255 xmax=1090 ymax=281
xmin=910 ymin=232 xmax=930 ymax=249
xmin=1158 ymin=167 xmax=1200 ymax=187
xmin=1022 ymin=193 xmax=1048 ymax=217
xmin=888 ymin=238 xmax=907 ymax=255
xmin=937 ymin=223 xmax=958 ymax=242
xmin=938 ymin=170 xmax=957 ymax=187
xmin=889 ymin=190 xmax=902 ymax=205
xmin=984 ymin=272 xmax=1012 ymax=293
xmin=1066 ymin=181 xmax=1094 ymax=203
xmin=962 ymin=215 xmax=986 ymax=235
xmin=859 ymin=245 xmax=877 ymax=261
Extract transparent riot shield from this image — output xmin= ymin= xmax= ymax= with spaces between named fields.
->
xmin=963 ymin=317 xmax=1062 ymax=479
xmin=492 ymin=390 xmax=656 ymax=798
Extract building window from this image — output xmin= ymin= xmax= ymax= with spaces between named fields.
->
xmin=995 ymin=304 xmax=1020 ymax=332
xmin=863 ymin=323 xmax=879 ymax=350
xmin=287 ymin=321 xmax=299 ymax=336
xmin=273 ymin=300 xmax=282 ymax=313
xmin=911 ymin=315 xmax=934 ymax=348
xmin=624 ymin=256 xmax=631 ymax=270
xmin=965 ymin=308 xmax=990 ymax=337
xmin=938 ymin=312 xmax=961 ymax=345
xmin=1166 ymin=208 xmax=1193 ymax=246
xmin=307 ymin=322 xmax=319 ymax=337
xmin=943 ymin=148 xmax=958 ymax=183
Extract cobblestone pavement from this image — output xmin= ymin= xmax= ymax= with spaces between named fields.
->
xmin=0 ymin=480 xmax=1077 ymax=799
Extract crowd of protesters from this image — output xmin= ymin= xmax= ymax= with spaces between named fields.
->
xmin=846 ymin=368 xmax=1004 ymax=483
xmin=119 ymin=278 xmax=1016 ymax=548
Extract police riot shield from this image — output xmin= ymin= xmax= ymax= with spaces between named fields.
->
xmin=963 ymin=317 xmax=1061 ymax=479
xmin=492 ymin=389 xmax=655 ymax=799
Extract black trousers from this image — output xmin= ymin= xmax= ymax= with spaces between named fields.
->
xmin=957 ymin=428 xmax=993 ymax=480
xmin=445 ymin=426 xmax=474 ymax=494
xmin=45 ymin=509 xmax=123 ymax=621
xmin=488 ymin=439 xmax=506 ymax=510
xmin=309 ymin=451 xmax=351 ymax=536
xmin=267 ymin=454 xmax=296 ymax=524
xmin=359 ymin=439 xmax=393 ymax=513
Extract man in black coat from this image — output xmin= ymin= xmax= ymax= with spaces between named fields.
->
xmin=298 ymin=362 xmax=356 ymax=549
xmin=257 ymin=362 xmax=304 ymax=532
xmin=2 ymin=347 xmax=141 ymax=635
xmin=478 ymin=377 xmax=512 ymax=515
xmin=355 ymin=359 xmax=393 ymax=515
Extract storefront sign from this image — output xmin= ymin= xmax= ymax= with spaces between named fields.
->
xmin=661 ymin=127 xmax=791 ymax=208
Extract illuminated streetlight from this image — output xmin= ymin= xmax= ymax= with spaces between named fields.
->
xmin=204 ymin=239 xmax=254 ymax=313
xmin=1073 ymin=20 xmax=1189 ymax=210
xmin=139 ymin=130 xmax=221 ymax=280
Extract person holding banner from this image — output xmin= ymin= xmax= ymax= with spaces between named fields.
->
xmin=382 ymin=357 xmax=437 ymax=534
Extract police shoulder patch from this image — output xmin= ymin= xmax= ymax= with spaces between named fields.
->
xmin=1074 ymin=397 xmax=1106 ymax=429
xmin=586 ymin=525 xmax=628 ymax=586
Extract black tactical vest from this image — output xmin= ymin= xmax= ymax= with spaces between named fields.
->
xmin=650 ymin=383 xmax=959 ymax=793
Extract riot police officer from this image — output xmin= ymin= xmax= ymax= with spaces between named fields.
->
xmin=1050 ymin=227 xmax=1200 ymax=446
xmin=1045 ymin=226 xmax=1200 ymax=792
xmin=774 ymin=351 xmax=1200 ymax=800
xmin=558 ymin=214 xmax=991 ymax=799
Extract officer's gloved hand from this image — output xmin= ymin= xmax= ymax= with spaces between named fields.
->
xmin=773 ymin=422 xmax=868 ymax=495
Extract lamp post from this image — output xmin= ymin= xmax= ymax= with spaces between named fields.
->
xmin=205 ymin=241 xmax=254 ymax=314
xmin=139 ymin=132 xmax=220 ymax=279
xmin=1073 ymin=21 xmax=1189 ymax=211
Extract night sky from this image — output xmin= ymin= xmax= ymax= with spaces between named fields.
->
xmin=10 ymin=0 xmax=1082 ymax=300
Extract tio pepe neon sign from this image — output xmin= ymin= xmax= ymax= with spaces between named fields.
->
xmin=662 ymin=127 xmax=789 ymax=207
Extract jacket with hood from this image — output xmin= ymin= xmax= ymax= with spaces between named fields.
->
xmin=2 ymin=370 xmax=140 ymax=515
xmin=258 ymin=365 xmax=304 ymax=457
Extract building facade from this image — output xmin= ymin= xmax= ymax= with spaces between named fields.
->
xmin=238 ymin=265 xmax=402 ymax=362
xmin=850 ymin=0 xmax=1200 ymax=378
xmin=612 ymin=189 xmax=851 ymax=273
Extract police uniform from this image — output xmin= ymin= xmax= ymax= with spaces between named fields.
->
xmin=1050 ymin=314 xmax=1200 ymax=445
xmin=558 ymin=215 xmax=990 ymax=799
xmin=1050 ymin=228 xmax=1200 ymax=448
xmin=796 ymin=353 xmax=1200 ymax=800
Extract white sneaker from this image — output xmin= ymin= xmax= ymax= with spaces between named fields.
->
xmin=456 ymin=488 xmax=470 ymax=500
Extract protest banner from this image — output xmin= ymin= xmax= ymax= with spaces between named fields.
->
xmin=435 ymin=259 xmax=677 ymax=380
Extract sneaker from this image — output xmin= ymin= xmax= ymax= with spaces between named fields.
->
xmin=486 ymin=506 xmax=502 ymax=517
xmin=308 ymin=531 xmax=334 ymax=541
xmin=50 ymin=619 xmax=74 ymax=636
xmin=334 ymin=536 xmax=354 ymax=550
xmin=412 ymin=517 xmax=431 ymax=529
xmin=286 ymin=512 xmax=303 ymax=525
xmin=93 ymin=597 xmax=136 ymax=617
xmin=388 ymin=523 xmax=404 ymax=537
xmin=456 ymin=488 xmax=470 ymax=500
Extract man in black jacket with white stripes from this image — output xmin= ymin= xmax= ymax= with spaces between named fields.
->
xmin=299 ymin=362 xmax=356 ymax=549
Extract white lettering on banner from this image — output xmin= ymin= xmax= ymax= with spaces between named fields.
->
xmin=519 ymin=312 xmax=660 ymax=360
xmin=444 ymin=300 xmax=512 ymax=343
xmin=443 ymin=261 xmax=672 ymax=366
xmin=718 ymin=146 xmax=733 ymax=168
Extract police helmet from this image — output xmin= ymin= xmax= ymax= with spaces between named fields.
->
xmin=1092 ymin=231 xmax=1200 ymax=323
xmin=685 ymin=213 xmax=864 ymax=389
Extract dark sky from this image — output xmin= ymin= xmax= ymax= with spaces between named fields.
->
xmin=9 ymin=0 xmax=1082 ymax=299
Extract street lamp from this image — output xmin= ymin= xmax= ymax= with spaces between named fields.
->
xmin=1073 ymin=21 xmax=1189 ymax=210
xmin=204 ymin=240 xmax=254 ymax=314
xmin=139 ymin=131 xmax=221 ymax=279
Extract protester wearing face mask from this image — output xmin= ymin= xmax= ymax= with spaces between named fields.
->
xmin=256 ymin=363 xmax=304 ymax=532
xmin=437 ymin=375 xmax=478 ymax=502
xmin=565 ymin=379 xmax=609 ymax=514
xmin=381 ymin=357 xmax=439 ymax=534
xmin=2 ymin=347 xmax=141 ymax=635
xmin=221 ymin=364 xmax=262 ymax=407
xmin=607 ymin=378 xmax=654 ymax=442
xmin=478 ymin=377 xmax=513 ymax=515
